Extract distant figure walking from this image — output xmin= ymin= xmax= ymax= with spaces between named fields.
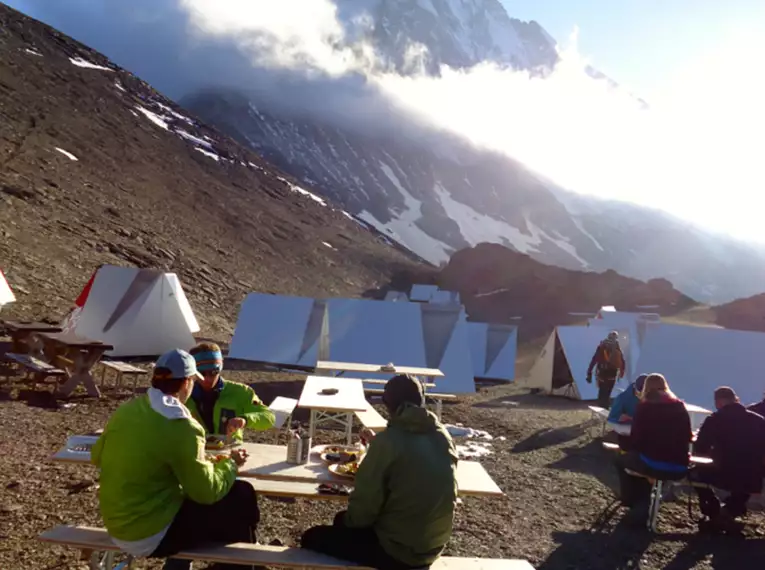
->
xmin=586 ymin=331 xmax=625 ymax=408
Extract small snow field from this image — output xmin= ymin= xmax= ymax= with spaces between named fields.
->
xmin=194 ymin=147 xmax=221 ymax=161
xmin=54 ymin=147 xmax=78 ymax=161
xmin=321 ymin=241 xmax=336 ymax=250
xmin=135 ymin=106 xmax=170 ymax=130
xmin=175 ymin=129 xmax=213 ymax=149
xmin=69 ymin=57 xmax=112 ymax=71
xmin=24 ymin=48 xmax=42 ymax=57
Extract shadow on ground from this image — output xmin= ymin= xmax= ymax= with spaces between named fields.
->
xmin=546 ymin=438 xmax=620 ymax=491
xmin=539 ymin=499 xmax=765 ymax=570
xmin=512 ymin=423 xmax=591 ymax=453
xmin=475 ymin=391 xmax=588 ymax=412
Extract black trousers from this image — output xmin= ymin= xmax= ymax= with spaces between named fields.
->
xmin=691 ymin=466 xmax=751 ymax=519
xmin=615 ymin=452 xmax=687 ymax=507
xmin=596 ymin=375 xmax=617 ymax=408
xmin=301 ymin=511 xmax=427 ymax=570
xmin=152 ymin=480 xmax=260 ymax=569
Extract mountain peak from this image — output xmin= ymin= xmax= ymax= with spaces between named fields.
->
xmin=334 ymin=0 xmax=559 ymax=73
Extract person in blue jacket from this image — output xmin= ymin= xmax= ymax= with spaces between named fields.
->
xmin=609 ymin=374 xmax=648 ymax=423
xmin=609 ymin=373 xmax=647 ymax=450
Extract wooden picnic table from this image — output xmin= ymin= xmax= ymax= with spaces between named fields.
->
xmin=316 ymin=360 xmax=444 ymax=378
xmin=0 ymin=320 xmax=62 ymax=353
xmin=238 ymin=443 xmax=503 ymax=497
xmin=298 ymin=376 xmax=369 ymax=443
xmin=35 ymin=331 xmax=114 ymax=398
xmin=51 ymin=440 xmax=504 ymax=498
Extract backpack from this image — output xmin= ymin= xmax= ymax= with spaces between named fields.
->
xmin=599 ymin=342 xmax=622 ymax=372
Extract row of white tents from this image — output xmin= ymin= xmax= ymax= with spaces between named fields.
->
xmin=228 ymin=290 xmax=517 ymax=394
xmin=525 ymin=307 xmax=764 ymax=410
xmin=2 ymin=267 xmax=516 ymax=394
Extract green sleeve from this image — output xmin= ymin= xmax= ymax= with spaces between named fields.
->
xmin=344 ymin=435 xmax=392 ymax=528
xmin=168 ymin=421 xmax=237 ymax=505
xmin=239 ymin=386 xmax=276 ymax=432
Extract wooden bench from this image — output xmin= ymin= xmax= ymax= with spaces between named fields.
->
xmin=603 ymin=441 xmax=714 ymax=532
xmin=587 ymin=405 xmax=609 ymax=438
xmin=4 ymin=352 xmax=67 ymax=382
xmin=99 ymin=361 xmax=148 ymax=393
xmin=354 ymin=403 xmax=388 ymax=433
xmin=365 ymin=388 xmax=456 ymax=420
xmin=39 ymin=525 xmax=534 ymax=569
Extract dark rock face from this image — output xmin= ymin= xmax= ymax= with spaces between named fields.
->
xmin=437 ymin=243 xmax=697 ymax=340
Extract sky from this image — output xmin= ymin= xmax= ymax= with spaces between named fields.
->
xmin=4 ymin=0 xmax=765 ymax=244
xmin=505 ymin=0 xmax=765 ymax=102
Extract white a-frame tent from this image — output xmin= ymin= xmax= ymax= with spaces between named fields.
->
xmin=61 ymin=265 xmax=200 ymax=357
xmin=635 ymin=323 xmax=765 ymax=410
xmin=468 ymin=322 xmax=517 ymax=382
xmin=229 ymin=294 xmax=476 ymax=394
xmin=0 ymin=269 xmax=15 ymax=311
xmin=525 ymin=326 xmax=632 ymax=400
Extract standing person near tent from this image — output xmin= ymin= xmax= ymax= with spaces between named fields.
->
xmin=586 ymin=331 xmax=625 ymax=408
xmin=91 ymin=349 xmax=261 ymax=570
xmin=186 ymin=343 xmax=275 ymax=441
xmin=301 ymin=374 xmax=458 ymax=570
xmin=614 ymin=373 xmax=693 ymax=509
xmin=691 ymin=387 xmax=765 ymax=532
xmin=608 ymin=373 xmax=648 ymax=450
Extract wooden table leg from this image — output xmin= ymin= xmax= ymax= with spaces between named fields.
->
xmin=58 ymin=349 xmax=105 ymax=398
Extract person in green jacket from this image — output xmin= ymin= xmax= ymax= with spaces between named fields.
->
xmin=301 ymin=374 xmax=459 ymax=570
xmin=92 ymin=349 xmax=259 ymax=570
xmin=186 ymin=343 xmax=275 ymax=441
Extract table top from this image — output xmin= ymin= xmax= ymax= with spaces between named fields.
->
xmin=238 ymin=443 xmax=504 ymax=497
xmin=297 ymin=376 xmax=368 ymax=412
xmin=685 ymin=403 xmax=712 ymax=415
xmin=1 ymin=320 xmax=62 ymax=333
xmin=51 ymin=439 xmax=503 ymax=498
xmin=316 ymin=360 xmax=444 ymax=378
xmin=39 ymin=331 xmax=114 ymax=350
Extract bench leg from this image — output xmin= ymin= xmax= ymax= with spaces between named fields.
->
xmin=647 ymin=480 xmax=664 ymax=532
xmin=435 ymin=399 xmax=443 ymax=420
xmin=345 ymin=412 xmax=353 ymax=445
xmin=309 ymin=409 xmax=317 ymax=438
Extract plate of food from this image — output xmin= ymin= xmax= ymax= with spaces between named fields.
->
xmin=204 ymin=435 xmax=239 ymax=451
xmin=315 ymin=445 xmax=361 ymax=464
xmin=329 ymin=461 xmax=360 ymax=479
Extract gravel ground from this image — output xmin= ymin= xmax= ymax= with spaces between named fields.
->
xmin=1 ymin=368 xmax=764 ymax=570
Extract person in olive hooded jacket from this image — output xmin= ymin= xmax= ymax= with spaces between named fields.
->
xmin=301 ymin=374 xmax=459 ymax=570
xmin=186 ymin=343 xmax=275 ymax=441
xmin=92 ymin=349 xmax=259 ymax=570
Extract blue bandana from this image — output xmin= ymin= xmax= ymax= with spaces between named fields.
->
xmin=193 ymin=350 xmax=223 ymax=372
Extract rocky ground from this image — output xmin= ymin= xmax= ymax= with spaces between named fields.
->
xmin=1 ymin=358 xmax=763 ymax=570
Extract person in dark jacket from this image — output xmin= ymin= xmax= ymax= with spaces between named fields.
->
xmin=586 ymin=331 xmax=626 ymax=408
xmin=692 ymin=386 xmax=765 ymax=529
xmin=614 ymin=373 xmax=693 ymax=507
xmin=301 ymin=374 xmax=458 ymax=570
xmin=748 ymin=392 xmax=765 ymax=418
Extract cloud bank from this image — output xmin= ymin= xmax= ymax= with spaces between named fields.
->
xmin=8 ymin=0 xmax=765 ymax=243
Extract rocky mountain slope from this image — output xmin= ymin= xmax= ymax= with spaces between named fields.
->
xmin=432 ymin=243 xmax=698 ymax=340
xmin=10 ymin=0 xmax=765 ymax=304
xmin=0 ymin=4 xmax=424 ymax=338
xmin=178 ymin=0 xmax=765 ymax=305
